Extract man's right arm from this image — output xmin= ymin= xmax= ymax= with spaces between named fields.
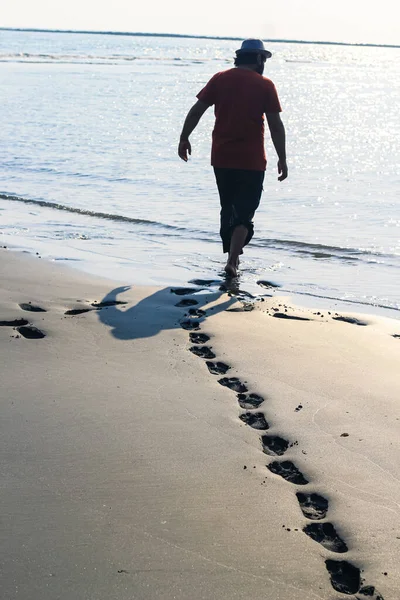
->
xmin=178 ymin=100 xmax=209 ymax=162
xmin=266 ymin=112 xmax=288 ymax=181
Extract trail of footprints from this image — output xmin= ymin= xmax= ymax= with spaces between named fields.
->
xmin=0 ymin=315 xmax=46 ymax=339
xmin=0 ymin=282 xmax=393 ymax=597
xmin=0 ymin=299 xmax=128 ymax=339
xmin=174 ymin=286 xmax=385 ymax=600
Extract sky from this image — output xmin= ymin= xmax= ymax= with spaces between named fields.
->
xmin=1 ymin=0 xmax=399 ymax=46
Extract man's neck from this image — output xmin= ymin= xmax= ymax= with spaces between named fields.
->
xmin=236 ymin=65 xmax=258 ymax=72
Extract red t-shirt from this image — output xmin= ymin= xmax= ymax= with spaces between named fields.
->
xmin=196 ymin=68 xmax=282 ymax=171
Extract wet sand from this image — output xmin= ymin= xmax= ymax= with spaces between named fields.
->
xmin=1 ymin=249 xmax=399 ymax=600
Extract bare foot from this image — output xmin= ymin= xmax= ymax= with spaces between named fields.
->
xmin=224 ymin=262 xmax=237 ymax=278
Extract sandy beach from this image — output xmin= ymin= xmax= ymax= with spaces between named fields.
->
xmin=1 ymin=248 xmax=399 ymax=600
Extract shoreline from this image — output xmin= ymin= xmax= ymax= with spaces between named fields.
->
xmin=2 ymin=241 xmax=400 ymax=322
xmin=1 ymin=248 xmax=399 ymax=599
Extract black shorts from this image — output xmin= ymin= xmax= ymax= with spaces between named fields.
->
xmin=214 ymin=167 xmax=265 ymax=253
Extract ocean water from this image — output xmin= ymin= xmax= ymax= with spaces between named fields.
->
xmin=0 ymin=30 xmax=399 ymax=316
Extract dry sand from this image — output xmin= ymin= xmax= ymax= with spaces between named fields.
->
xmin=1 ymin=249 xmax=399 ymax=600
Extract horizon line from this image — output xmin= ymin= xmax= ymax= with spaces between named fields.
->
xmin=1 ymin=27 xmax=399 ymax=50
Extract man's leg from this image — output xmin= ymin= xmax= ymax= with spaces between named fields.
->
xmin=214 ymin=168 xmax=264 ymax=277
xmin=224 ymin=170 xmax=265 ymax=276
xmin=224 ymin=225 xmax=248 ymax=277
xmin=214 ymin=168 xmax=235 ymax=255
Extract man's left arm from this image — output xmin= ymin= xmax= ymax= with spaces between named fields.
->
xmin=178 ymin=100 xmax=210 ymax=162
xmin=264 ymin=79 xmax=287 ymax=181
xmin=266 ymin=112 xmax=288 ymax=181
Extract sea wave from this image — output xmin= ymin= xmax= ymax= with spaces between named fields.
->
xmin=0 ymin=53 xmax=215 ymax=65
xmin=251 ymin=236 xmax=390 ymax=262
xmin=279 ymin=288 xmax=400 ymax=313
xmin=0 ymin=193 xmax=186 ymax=232
xmin=1 ymin=192 xmax=397 ymax=265
xmin=1 ymin=161 xmax=134 ymax=183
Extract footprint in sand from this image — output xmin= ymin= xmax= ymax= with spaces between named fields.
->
xmin=239 ymin=412 xmax=269 ymax=430
xmin=65 ymin=308 xmax=93 ymax=315
xmin=267 ymin=460 xmax=309 ymax=485
xmin=18 ymin=303 xmax=46 ymax=313
xmin=16 ymin=325 xmax=46 ymax=339
xmin=304 ymin=522 xmax=348 ymax=553
xmin=257 ymin=280 xmax=281 ymax=289
xmin=66 ymin=301 xmax=128 ymax=314
xmin=189 ymin=346 xmax=216 ymax=359
xmin=273 ymin=312 xmax=311 ymax=321
xmin=0 ymin=318 xmax=45 ymax=339
xmin=175 ymin=299 xmax=199 ymax=307
xmin=180 ymin=319 xmax=200 ymax=331
xmin=261 ymin=435 xmax=289 ymax=456
xmin=189 ymin=332 xmax=210 ymax=344
xmin=91 ymin=300 xmax=127 ymax=308
xmin=0 ymin=318 xmax=29 ymax=327
xmin=237 ymin=393 xmax=264 ymax=409
xmin=333 ymin=315 xmax=367 ymax=326
xmin=226 ymin=303 xmax=255 ymax=312
xmin=218 ymin=377 xmax=248 ymax=394
xmin=171 ymin=287 xmax=202 ymax=296
xmin=296 ymin=492 xmax=329 ymax=520
xmin=206 ymin=361 xmax=230 ymax=375
xmin=325 ymin=559 xmax=360 ymax=595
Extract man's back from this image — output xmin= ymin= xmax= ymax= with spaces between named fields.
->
xmin=197 ymin=68 xmax=281 ymax=171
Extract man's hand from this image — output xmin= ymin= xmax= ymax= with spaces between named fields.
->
xmin=278 ymin=159 xmax=288 ymax=181
xmin=178 ymin=140 xmax=191 ymax=162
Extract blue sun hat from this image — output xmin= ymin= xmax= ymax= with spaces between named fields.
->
xmin=235 ymin=39 xmax=272 ymax=59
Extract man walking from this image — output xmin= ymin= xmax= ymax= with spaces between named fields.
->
xmin=178 ymin=39 xmax=287 ymax=277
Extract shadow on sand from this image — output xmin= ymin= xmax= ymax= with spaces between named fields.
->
xmin=96 ymin=283 xmax=238 ymax=341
